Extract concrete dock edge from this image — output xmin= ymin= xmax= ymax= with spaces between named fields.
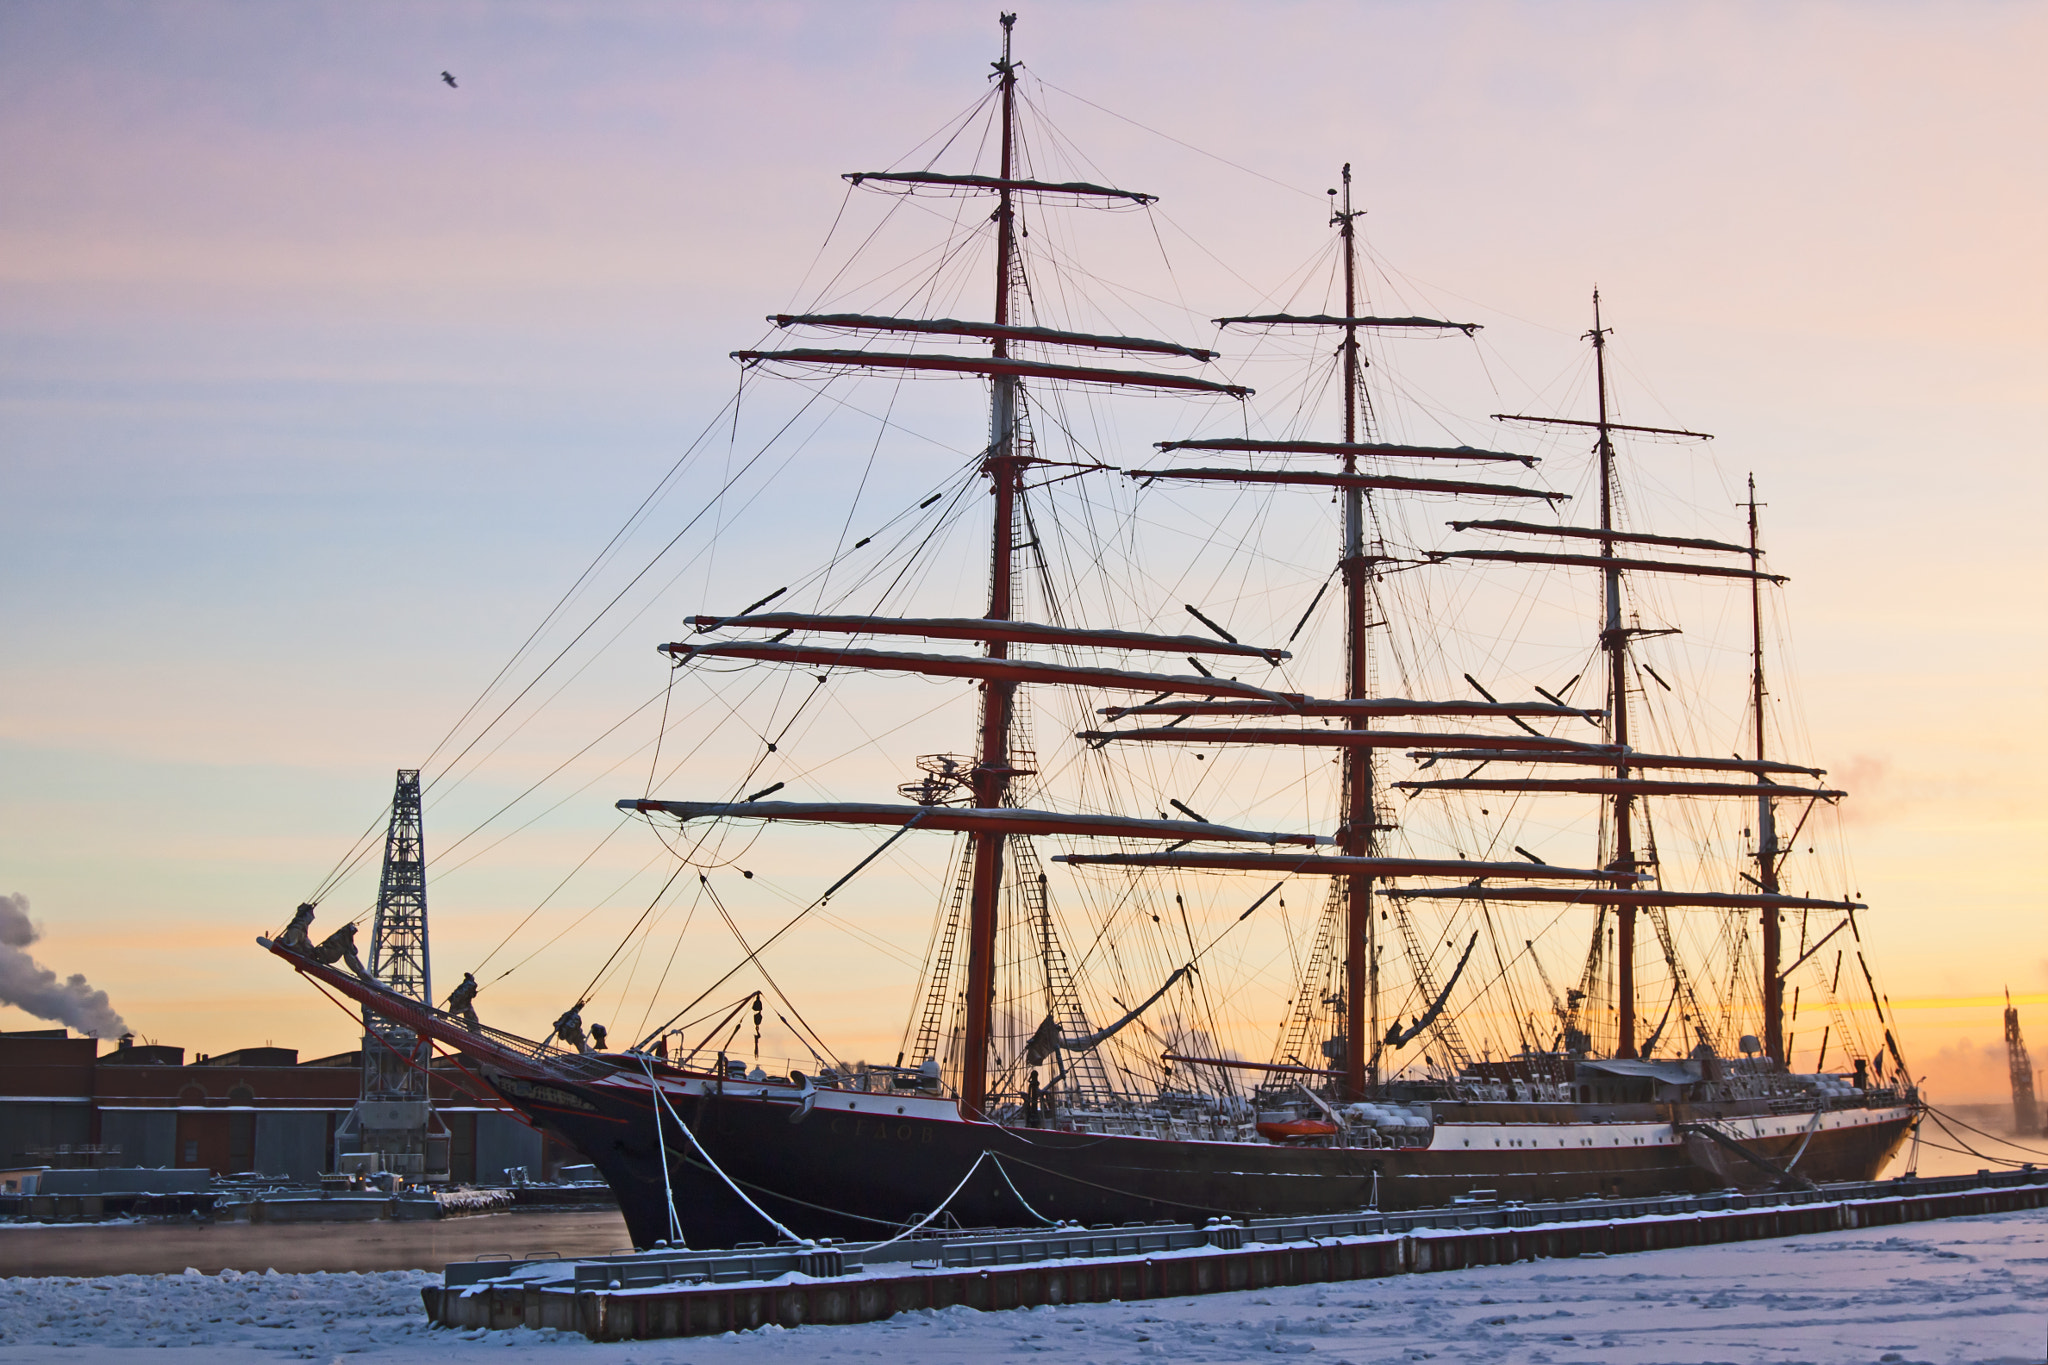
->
xmin=420 ymin=1177 xmax=2048 ymax=1341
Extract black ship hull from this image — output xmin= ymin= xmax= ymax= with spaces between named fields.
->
xmin=260 ymin=24 xmax=1928 ymax=1266
xmin=487 ymin=1064 xmax=1916 ymax=1251
xmin=260 ymin=943 xmax=1915 ymax=1254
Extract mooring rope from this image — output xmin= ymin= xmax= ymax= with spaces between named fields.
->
xmin=644 ymin=1076 xmax=809 ymax=1246
xmin=862 ymin=1151 xmax=994 ymax=1251
xmin=639 ymin=1058 xmax=686 ymax=1247
xmin=989 ymin=1152 xmax=1057 ymax=1226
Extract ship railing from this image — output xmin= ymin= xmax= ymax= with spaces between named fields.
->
xmin=1057 ymin=1111 xmax=1209 ymax=1142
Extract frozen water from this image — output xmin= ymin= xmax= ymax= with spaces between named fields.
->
xmin=0 ymin=1265 xmax=441 ymax=1359
xmin=1 ymin=1207 xmax=2042 ymax=1364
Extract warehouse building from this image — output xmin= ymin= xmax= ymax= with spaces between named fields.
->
xmin=0 ymin=1028 xmax=569 ymax=1184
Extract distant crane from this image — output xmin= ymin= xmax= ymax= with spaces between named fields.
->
xmin=2007 ymin=988 xmax=2039 ymax=1137
xmin=1526 ymin=940 xmax=1571 ymax=1050
xmin=334 ymin=770 xmax=450 ymax=1180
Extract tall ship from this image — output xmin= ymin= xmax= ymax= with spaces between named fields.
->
xmin=265 ymin=18 xmax=1916 ymax=1251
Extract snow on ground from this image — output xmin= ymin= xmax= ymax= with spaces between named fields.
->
xmin=2 ymin=1208 xmax=2043 ymax=1365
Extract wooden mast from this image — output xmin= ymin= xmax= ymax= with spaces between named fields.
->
xmin=1200 ymin=174 xmax=1507 ymax=1096
xmin=1334 ymin=165 xmax=1374 ymax=1101
xmin=1747 ymin=473 xmax=1784 ymax=1065
xmin=1588 ymin=292 xmax=1642 ymax=1060
xmin=960 ymin=11 xmax=1021 ymax=1119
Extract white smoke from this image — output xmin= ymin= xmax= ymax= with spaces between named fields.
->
xmin=0 ymin=893 xmax=126 ymax=1037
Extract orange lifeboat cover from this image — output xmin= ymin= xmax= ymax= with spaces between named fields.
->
xmin=1256 ymin=1117 xmax=1339 ymax=1142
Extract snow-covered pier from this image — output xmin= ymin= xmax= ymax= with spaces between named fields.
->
xmin=422 ymin=1166 xmax=2048 ymax=1341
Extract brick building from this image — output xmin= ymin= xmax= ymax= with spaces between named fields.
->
xmin=0 ymin=1028 xmax=571 ymax=1184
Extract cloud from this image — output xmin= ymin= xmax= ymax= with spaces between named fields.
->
xmin=1918 ymin=1034 xmax=2027 ymax=1107
xmin=1834 ymin=754 xmax=1903 ymax=827
xmin=0 ymin=893 xmax=127 ymax=1038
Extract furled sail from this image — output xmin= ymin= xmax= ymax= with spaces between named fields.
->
xmin=686 ymin=613 xmax=1287 ymax=661
xmin=618 ymin=799 xmax=1329 ymax=846
xmin=1428 ymin=547 xmax=1786 ymax=583
xmin=1127 ymin=466 xmax=1565 ymax=501
xmin=1084 ymin=726 xmax=1612 ymax=752
xmin=731 ymin=349 xmax=1251 ymax=396
xmin=1409 ymin=747 xmax=1824 ymax=777
xmin=844 ymin=169 xmax=1156 ymax=203
xmin=1396 ymin=776 xmax=1844 ymax=800
xmin=769 ymin=314 xmax=1218 ymax=361
xmin=1448 ymin=518 xmax=1754 ymax=556
xmin=1386 ymin=886 xmax=1866 ymax=911
xmin=664 ymin=640 xmax=1298 ymax=703
xmin=1216 ymin=313 xmax=1478 ymax=333
xmin=1384 ymin=933 xmax=1480 ymax=1047
xmin=1156 ymin=437 xmax=1534 ymax=466
xmin=1102 ymin=698 xmax=1602 ymax=720
xmin=1053 ymin=851 xmax=1631 ymax=881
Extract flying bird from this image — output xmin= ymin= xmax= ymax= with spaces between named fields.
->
xmin=441 ymin=71 xmax=458 ymax=88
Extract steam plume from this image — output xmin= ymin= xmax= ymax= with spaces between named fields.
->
xmin=0 ymin=893 xmax=126 ymax=1037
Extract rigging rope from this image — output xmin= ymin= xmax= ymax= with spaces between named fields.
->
xmin=1923 ymin=1103 xmax=2048 ymax=1163
xmin=695 ymin=873 xmax=839 ymax=1068
xmin=302 ymin=388 xmax=748 ymax=908
xmin=629 ymin=809 xmax=930 ymax=1052
xmin=1033 ymin=77 xmax=1319 ymax=203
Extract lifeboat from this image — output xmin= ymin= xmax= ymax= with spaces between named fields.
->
xmin=1256 ymin=1117 xmax=1339 ymax=1142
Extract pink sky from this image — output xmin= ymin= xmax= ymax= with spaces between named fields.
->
xmin=1 ymin=2 xmax=2042 ymax=1103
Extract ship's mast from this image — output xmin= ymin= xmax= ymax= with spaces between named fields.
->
xmin=691 ymin=11 xmax=1261 ymax=1113
xmin=1476 ymin=303 xmax=1751 ymax=1061
xmin=688 ymin=74 xmax=1610 ymax=1111
xmin=1747 ymin=474 xmax=1783 ymax=1064
xmin=1334 ymin=165 xmax=1375 ymax=1100
xmin=960 ymin=11 xmax=1022 ymax=1118
xmin=1195 ymin=184 xmax=1547 ymax=1094
xmin=1589 ymin=292 xmax=1641 ymax=1059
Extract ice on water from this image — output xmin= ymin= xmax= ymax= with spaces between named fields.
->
xmin=1 ymin=1209 xmax=2042 ymax=1364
